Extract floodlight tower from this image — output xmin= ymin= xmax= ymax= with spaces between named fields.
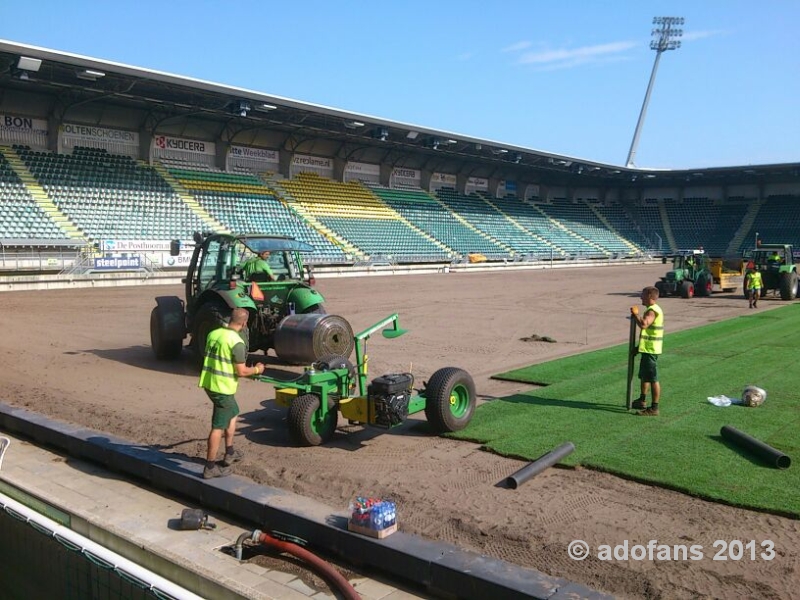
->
xmin=625 ymin=16 xmax=684 ymax=168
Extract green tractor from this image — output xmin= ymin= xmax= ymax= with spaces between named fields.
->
xmin=655 ymin=250 xmax=715 ymax=299
xmin=743 ymin=243 xmax=799 ymax=301
xmin=150 ymin=232 xmax=354 ymax=364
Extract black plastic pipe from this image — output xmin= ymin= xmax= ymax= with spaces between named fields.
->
xmin=720 ymin=425 xmax=791 ymax=469
xmin=506 ymin=442 xmax=576 ymax=489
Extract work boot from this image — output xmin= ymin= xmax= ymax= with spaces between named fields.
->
xmin=631 ymin=399 xmax=647 ymax=410
xmin=221 ymin=448 xmax=244 ymax=467
xmin=637 ymin=406 xmax=660 ymax=417
xmin=203 ymin=462 xmax=232 ymax=479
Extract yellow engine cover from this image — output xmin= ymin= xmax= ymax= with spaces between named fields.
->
xmin=274 ymin=387 xmax=298 ymax=407
xmin=338 ymin=396 xmax=369 ymax=422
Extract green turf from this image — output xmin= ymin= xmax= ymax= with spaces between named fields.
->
xmin=451 ymin=305 xmax=800 ymax=517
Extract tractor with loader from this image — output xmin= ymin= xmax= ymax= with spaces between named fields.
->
xmin=742 ymin=243 xmax=799 ymax=301
xmin=149 ymin=232 xmax=354 ymax=364
xmin=655 ymin=249 xmax=716 ymax=298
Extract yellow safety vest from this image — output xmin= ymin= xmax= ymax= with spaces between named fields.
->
xmin=198 ymin=327 xmax=242 ymax=394
xmin=748 ymin=271 xmax=763 ymax=290
xmin=638 ymin=303 xmax=664 ymax=355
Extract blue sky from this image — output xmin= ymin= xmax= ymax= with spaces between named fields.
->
xmin=2 ymin=1 xmax=798 ymax=169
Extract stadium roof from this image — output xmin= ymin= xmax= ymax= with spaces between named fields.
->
xmin=1 ymin=39 xmax=799 ymax=189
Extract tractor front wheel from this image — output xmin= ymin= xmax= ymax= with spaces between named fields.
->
xmin=150 ymin=303 xmax=184 ymax=360
xmin=424 ymin=367 xmax=476 ymax=433
xmin=287 ymin=394 xmax=338 ymax=446
xmin=680 ymin=281 xmax=695 ymax=299
xmin=779 ymin=271 xmax=798 ymax=301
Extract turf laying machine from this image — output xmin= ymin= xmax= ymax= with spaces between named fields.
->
xmin=263 ymin=313 xmax=477 ymax=446
xmin=150 ymin=232 xmax=354 ymax=364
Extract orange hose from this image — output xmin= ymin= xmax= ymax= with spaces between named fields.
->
xmin=256 ymin=532 xmax=360 ymax=600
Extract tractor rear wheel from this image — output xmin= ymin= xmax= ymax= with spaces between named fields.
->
xmin=192 ymin=301 xmax=229 ymax=361
xmin=655 ymin=281 xmax=667 ymax=297
xmin=779 ymin=271 xmax=798 ymax=301
xmin=695 ymin=274 xmax=713 ymax=297
xmin=680 ymin=281 xmax=695 ymax=299
xmin=150 ymin=304 xmax=183 ymax=360
xmin=424 ymin=367 xmax=476 ymax=433
xmin=287 ymin=393 xmax=338 ymax=446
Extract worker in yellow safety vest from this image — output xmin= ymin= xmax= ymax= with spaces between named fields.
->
xmin=630 ymin=286 xmax=664 ymax=416
xmin=198 ymin=308 xmax=264 ymax=478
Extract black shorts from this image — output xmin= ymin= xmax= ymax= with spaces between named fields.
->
xmin=638 ymin=353 xmax=659 ymax=383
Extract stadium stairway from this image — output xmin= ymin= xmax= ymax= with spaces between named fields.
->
xmin=153 ymin=162 xmax=230 ymax=234
xmin=727 ymin=198 xmax=762 ymax=254
xmin=657 ymin=199 xmax=678 ymax=251
xmin=586 ymin=203 xmax=642 ymax=255
xmin=1 ymin=146 xmax=85 ymax=242
xmin=525 ymin=200 xmax=603 ymax=256
xmin=432 ymin=189 xmax=514 ymax=257
xmin=268 ymin=175 xmax=364 ymax=260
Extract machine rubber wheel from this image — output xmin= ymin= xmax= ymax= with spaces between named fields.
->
xmin=654 ymin=281 xmax=666 ymax=297
xmin=303 ymin=304 xmax=326 ymax=314
xmin=150 ymin=305 xmax=183 ymax=360
xmin=287 ymin=393 xmax=338 ymax=446
xmin=779 ymin=271 xmax=798 ymax=301
xmin=680 ymin=281 xmax=694 ymax=299
xmin=424 ymin=367 xmax=476 ymax=433
xmin=192 ymin=301 xmax=229 ymax=361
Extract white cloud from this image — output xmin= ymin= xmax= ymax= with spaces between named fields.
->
xmin=517 ymin=41 xmax=637 ymax=67
xmin=681 ymin=29 xmax=726 ymax=42
xmin=502 ymin=41 xmax=532 ymax=53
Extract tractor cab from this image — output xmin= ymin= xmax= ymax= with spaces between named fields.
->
xmin=668 ymin=249 xmax=708 ymax=282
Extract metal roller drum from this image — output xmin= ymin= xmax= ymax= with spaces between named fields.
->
xmin=274 ymin=313 xmax=354 ymax=364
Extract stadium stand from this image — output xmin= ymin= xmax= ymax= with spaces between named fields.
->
xmin=736 ymin=194 xmax=800 ymax=252
xmin=0 ymin=148 xmax=74 ymax=240
xmin=15 ymin=146 xmax=210 ymax=243
xmin=275 ymin=172 xmax=448 ymax=262
xmin=6 ymin=146 xmax=797 ymax=270
xmin=165 ymin=166 xmax=349 ymax=263
xmin=664 ymin=197 xmax=749 ymax=255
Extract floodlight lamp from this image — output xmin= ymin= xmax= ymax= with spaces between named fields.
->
xmin=378 ymin=127 xmax=389 ymax=141
xmin=17 ymin=56 xmax=42 ymax=72
xmin=344 ymin=120 xmax=365 ymax=129
xmin=513 ymin=154 xmax=522 ymax=164
xmin=258 ymin=103 xmax=277 ymax=111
